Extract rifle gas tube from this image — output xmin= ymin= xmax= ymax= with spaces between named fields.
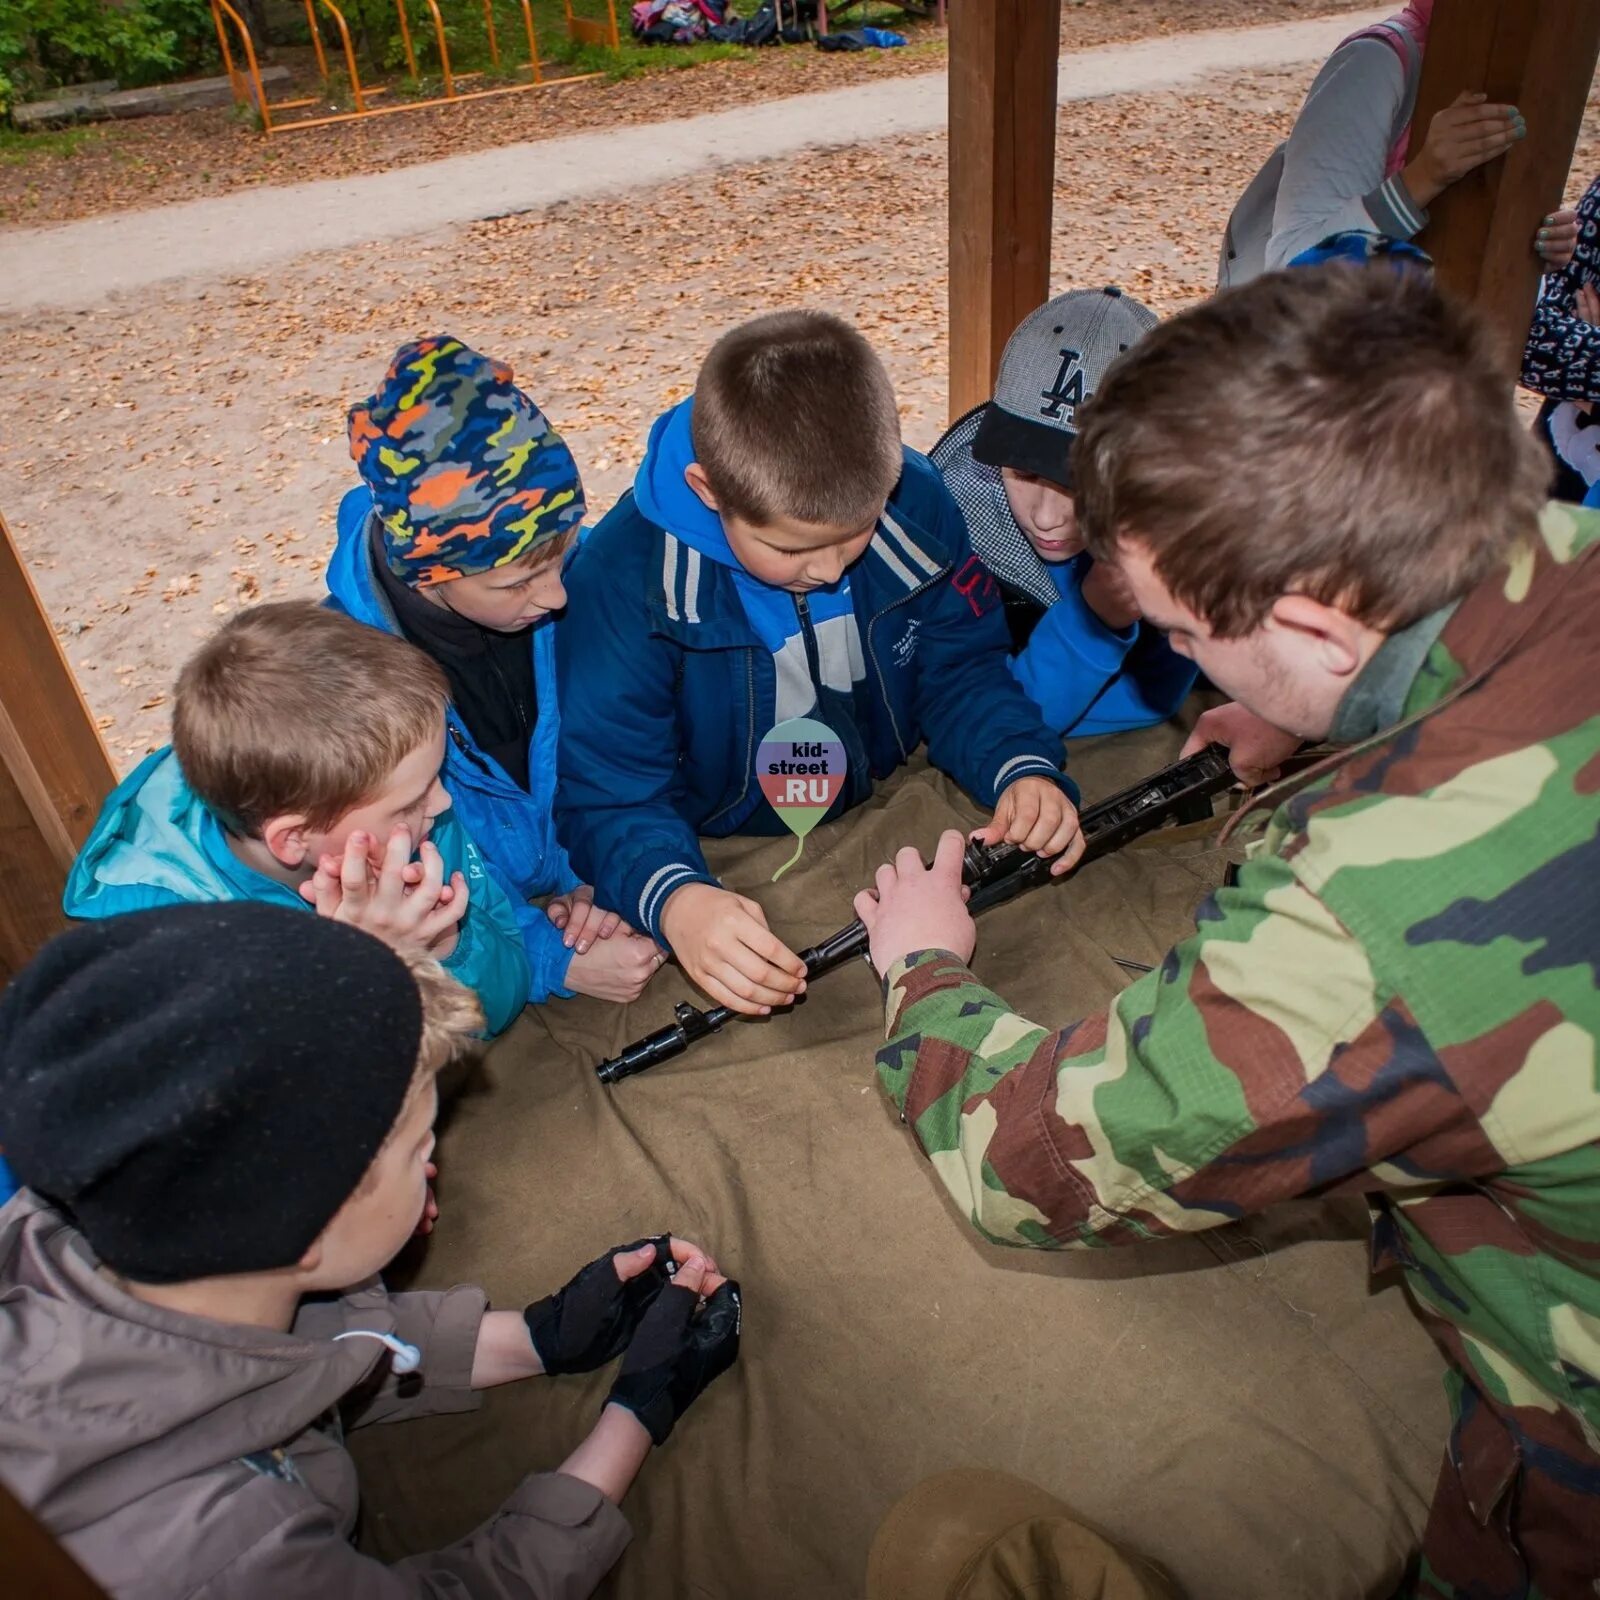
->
xmin=595 ymin=743 xmax=1234 ymax=1085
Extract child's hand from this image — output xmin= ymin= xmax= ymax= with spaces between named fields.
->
xmin=302 ymin=826 xmax=469 ymax=958
xmin=565 ymin=930 xmax=667 ymax=1003
xmin=1577 ymin=281 xmax=1600 ymax=328
xmin=1080 ymin=559 xmax=1142 ymax=632
xmin=546 ymin=885 xmax=629 ymax=952
xmin=605 ymin=1255 xmax=742 ymax=1446
xmin=523 ymin=1234 xmax=718 ymax=1376
xmin=1536 ymin=208 xmax=1580 ymax=270
xmin=855 ymin=831 xmax=976 ymax=977
xmin=979 ymin=777 xmax=1084 ymax=876
xmin=659 ymin=883 xmax=806 ymax=1016
xmin=1181 ymin=702 xmax=1303 ymax=785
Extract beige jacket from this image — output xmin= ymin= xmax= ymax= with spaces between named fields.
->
xmin=0 ymin=1193 xmax=631 ymax=1598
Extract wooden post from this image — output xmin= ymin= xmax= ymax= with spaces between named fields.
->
xmin=1413 ymin=0 xmax=1600 ymax=375
xmin=948 ymin=0 xmax=1062 ymax=420
xmin=0 ymin=511 xmax=116 ymax=979
xmin=0 ymin=1478 xmax=109 ymax=1599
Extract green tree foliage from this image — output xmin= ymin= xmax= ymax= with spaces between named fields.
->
xmin=0 ymin=0 xmax=219 ymax=114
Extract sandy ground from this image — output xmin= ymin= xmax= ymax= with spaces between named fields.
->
xmin=4 ymin=48 xmax=1597 ymax=770
xmin=0 ymin=0 xmax=1382 ymax=228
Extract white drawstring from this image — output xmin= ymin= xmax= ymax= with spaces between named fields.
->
xmin=333 ymin=1330 xmax=422 ymax=1374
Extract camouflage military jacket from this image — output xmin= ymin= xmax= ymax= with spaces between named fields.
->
xmin=877 ymin=504 xmax=1600 ymax=1491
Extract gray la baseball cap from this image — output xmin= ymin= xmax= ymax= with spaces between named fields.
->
xmin=972 ymin=286 xmax=1158 ymax=485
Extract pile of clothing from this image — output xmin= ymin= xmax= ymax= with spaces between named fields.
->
xmin=630 ymin=0 xmax=731 ymax=44
xmin=631 ymin=0 xmax=907 ymax=48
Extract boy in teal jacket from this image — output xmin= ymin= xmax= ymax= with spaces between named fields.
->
xmin=65 ymin=602 xmax=529 ymax=1036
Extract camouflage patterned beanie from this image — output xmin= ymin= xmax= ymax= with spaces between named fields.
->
xmin=349 ymin=335 xmax=586 ymax=587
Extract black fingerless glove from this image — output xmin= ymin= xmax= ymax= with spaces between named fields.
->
xmin=523 ymin=1235 xmax=675 ymax=1376
xmin=607 ymin=1277 xmax=742 ymax=1446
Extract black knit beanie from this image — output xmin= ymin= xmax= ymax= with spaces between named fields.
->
xmin=0 ymin=902 xmax=424 ymax=1284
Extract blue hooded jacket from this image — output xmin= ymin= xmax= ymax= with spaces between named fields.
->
xmin=555 ymin=402 xmax=1071 ymax=946
xmin=62 ymin=748 xmax=530 ymax=1037
xmin=327 ymin=488 xmax=582 ymax=1005
xmin=1011 ymin=555 xmax=1198 ymax=736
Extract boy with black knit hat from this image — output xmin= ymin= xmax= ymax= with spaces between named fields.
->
xmin=333 ymin=335 xmax=664 ymax=1008
xmin=931 ymin=287 xmax=1197 ymax=737
xmin=0 ymin=903 xmax=741 ymax=1598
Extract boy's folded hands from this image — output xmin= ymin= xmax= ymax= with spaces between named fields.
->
xmin=659 ymin=882 xmax=808 ymax=1017
xmin=564 ymin=932 xmax=668 ymax=1004
xmin=546 ymin=883 xmax=667 ymax=1003
xmin=300 ymin=824 xmax=469 ymax=959
xmin=546 ymin=884 xmax=627 ymax=953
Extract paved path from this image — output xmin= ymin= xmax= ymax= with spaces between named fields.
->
xmin=1 ymin=8 xmax=1385 ymax=312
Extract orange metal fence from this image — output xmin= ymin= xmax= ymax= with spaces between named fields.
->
xmin=209 ymin=0 xmax=618 ymax=134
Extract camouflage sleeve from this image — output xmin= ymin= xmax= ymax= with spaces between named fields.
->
xmin=874 ymin=847 xmax=1489 ymax=1250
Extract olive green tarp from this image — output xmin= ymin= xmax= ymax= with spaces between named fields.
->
xmin=352 ymin=723 xmax=1446 ymax=1599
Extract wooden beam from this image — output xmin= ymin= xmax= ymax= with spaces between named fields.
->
xmin=1414 ymin=0 xmax=1600 ymax=375
xmin=0 ymin=511 xmax=116 ymax=979
xmin=948 ymin=0 xmax=1062 ymax=420
xmin=0 ymin=1476 xmax=109 ymax=1598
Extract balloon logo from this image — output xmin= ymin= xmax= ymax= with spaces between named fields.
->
xmin=758 ymin=716 xmax=848 ymax=881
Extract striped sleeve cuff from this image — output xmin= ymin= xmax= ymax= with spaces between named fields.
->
xmin=992 ymin=753 xmax=1066 ymax=798
xmin=1364 ymin=173 xmax=1428 ymax=241
xmin=639 ymin=862 xmax=715 ymax=944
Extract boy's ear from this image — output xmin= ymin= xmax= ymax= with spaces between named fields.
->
xmin=296 ymin=1236 xmax=324 ymax=1275
xmin=1269 ymin=593 xmax=1371 ymax=679
xmin=684 ymin=461 xmax=720 ymax=511
xmin=260 ymin=813 xmax=312 ymax=870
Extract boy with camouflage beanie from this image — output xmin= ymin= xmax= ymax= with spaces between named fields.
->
xmin=0 ymin=904 xmax=741 ymax=1598
xmin=333 ymin=336 xmax=663 ymax=1007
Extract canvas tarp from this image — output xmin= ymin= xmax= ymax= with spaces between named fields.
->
xmin=352 ymin=722 xmax=1447 ymax=1600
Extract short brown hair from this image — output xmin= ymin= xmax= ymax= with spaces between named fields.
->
xmin=1073 ymin=267 xmax=1551 ymax=638
xmin=173 ymin=601 xmax=448 ymax=835
xmin=692 ymin=309 xmax=903 ymax=527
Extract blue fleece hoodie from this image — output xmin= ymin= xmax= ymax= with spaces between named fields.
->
xmin=327 ymin=489 xmax=582 ymax=1005
xmin=556 ymin=402 xmax=1071 ymax=947
xmin=63 ymin=748 xmax=530 ymax=1037
xmin=637 ymin=402 xmax=860 ymax=658
xmin=1012 ymin=556 xmax=1199 ymax=737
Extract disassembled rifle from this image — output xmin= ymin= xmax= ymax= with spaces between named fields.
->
xmin=595 ymin=742 xmax=1235 ymax=1084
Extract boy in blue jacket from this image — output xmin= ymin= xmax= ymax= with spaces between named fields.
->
xmin=331 ymin=337 xmax=663 ymax=1006
xmin=556 ymin=310 xmax=1080 ymax=1018
xmin=931 ymin=287 xmax=1197 ymax=737
xmin=64 ymin=602 xmax=530 ymax=1037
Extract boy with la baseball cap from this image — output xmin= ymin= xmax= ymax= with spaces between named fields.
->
xmin=0 ymin=903 xmax=741 ymax=1597
xmin=333 ymin=336 xmax=664 ymax=1009
xmin=931 ymin=287 xmax=1197 ymax=736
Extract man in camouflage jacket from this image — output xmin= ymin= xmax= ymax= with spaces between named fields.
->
xmin=859 ymin=266 xmax=1600 ymax=1599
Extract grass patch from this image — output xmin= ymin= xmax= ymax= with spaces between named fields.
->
xmin=0 ymin=124 xmax=104 ymax=164
xmin=546 ymin=36 xmax=750 ymax=82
